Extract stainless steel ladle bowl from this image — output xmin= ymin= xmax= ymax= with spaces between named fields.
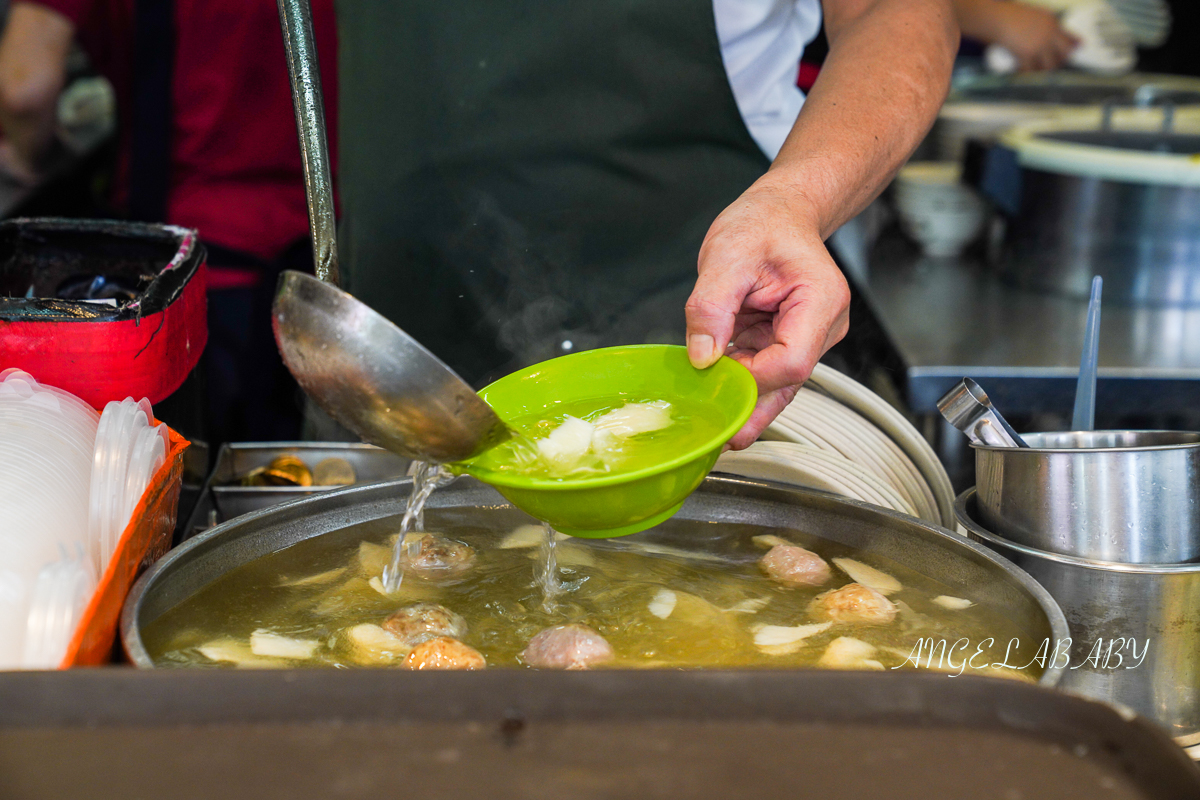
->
xmin=272 ymin=272 xmax=510 ymax=462
xmin=270 ymin=0 xmax=508 ymax=463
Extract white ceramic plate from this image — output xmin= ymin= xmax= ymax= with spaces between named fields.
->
xmin=714 ymin=448 xmax=859 ymax=501
xmin=785 ymin=393 xmax=918 ymax=512
xmin=744 ymin=442 xmax=919 ymax=518
xmin=805 ymin=365 xmax=956 ymax=526
xmin=791 ymin=389 xmax=939 ymax=523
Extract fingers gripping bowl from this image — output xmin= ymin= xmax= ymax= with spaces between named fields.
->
xmin=455 ymin=346 xmax=757 ymax=538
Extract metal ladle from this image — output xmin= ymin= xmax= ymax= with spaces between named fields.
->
xmin=271 ymin=0 xmax=509 ymax=463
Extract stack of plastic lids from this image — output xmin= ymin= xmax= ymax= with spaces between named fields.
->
xmin=89 ymin=397 xmax=168 ymax=575
xmin=0 ymin=370 xmax=165 ymax=669
xmin=0 ymin=570 xmax=27 ymax=668
xmin=21 ymin=552 xmax=96 ymax=668
xmin=716 ymin=363 xmax=957 ymax=529
xmin=0 ymin=369 xmax=99 ymax=668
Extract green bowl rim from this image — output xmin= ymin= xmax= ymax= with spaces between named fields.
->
xmin=458 ymin=344 xmax=757 ymax=491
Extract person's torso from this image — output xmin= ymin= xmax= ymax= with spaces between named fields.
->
xmin=338 ymin=0 xmax=792 ymax=381
xmin=167 ymin=0 xmax=338 ymax=260
xmin=715 ymin=0 xmax=821 ymax=159
xmin=67 ymin=0 xmax=815 ymax=263
xmin=67 ymin=0 xmax=338 ymax=261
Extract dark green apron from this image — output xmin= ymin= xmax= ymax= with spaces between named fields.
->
xmin=337 ymin=0 xmax=770 ymax=385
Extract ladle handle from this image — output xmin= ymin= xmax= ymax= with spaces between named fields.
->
xmin=277 ymin=0 xmax=340 ymax=286
xmin=1071 ymin=276 xmax=1102 ymax=432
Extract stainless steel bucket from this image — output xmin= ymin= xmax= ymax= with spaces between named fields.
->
xmin=986 ymin=119 xmax=1200 ymax=306
xmin=975 ymin=431 xmax=1200 ymax=564
xmin=958 ymin=488 xmax=1200 ymax=747
xmin=1001 ymin=168 xmax=1200 ymax=305
xmin=122 ymin=476 xmax=1068 ymax=687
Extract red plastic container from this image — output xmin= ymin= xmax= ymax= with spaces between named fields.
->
xmin=0 ymin=218 xmax=207 ymax=408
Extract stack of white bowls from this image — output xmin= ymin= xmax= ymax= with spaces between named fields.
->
xmin=716 ymin=364 xmax=957 ymax=529
xmin=0 ymin=370 xmax=166 ymax=669
xmin=892 ymin=162 xmax=988 ymax=258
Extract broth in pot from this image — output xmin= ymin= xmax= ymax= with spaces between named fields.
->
xmin=142 ymin=505 xmax=1042 ymax=680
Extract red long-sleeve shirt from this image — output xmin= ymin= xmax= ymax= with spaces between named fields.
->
xmin=36 ymin=0 xmax=338 ymax=263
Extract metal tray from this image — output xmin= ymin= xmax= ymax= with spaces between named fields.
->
xmin=208 ymin=441 xmax=409 ymax=520
xmin=0 ymin=669 xmax=1196 ymax=799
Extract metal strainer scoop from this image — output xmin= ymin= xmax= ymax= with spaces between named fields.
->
xmin=937 ymin=378 xmax=1028 ymax=449
xmin=271 ymin=0 xmax=509 ymax=463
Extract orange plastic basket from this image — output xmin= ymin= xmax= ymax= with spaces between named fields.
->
xmin=60 ymin=424 xmax=189 ymax=667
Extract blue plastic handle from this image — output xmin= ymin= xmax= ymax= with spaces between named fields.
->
xmin=1071 ymin=276 xmax=1103 ymax=432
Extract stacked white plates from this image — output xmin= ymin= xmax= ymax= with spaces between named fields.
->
xmin=1061 ymin=2 xmax=1137 ymax=75
xmin=985 ymin=2 xmax=1137 ymax=76
xmin=717 ymin=442 xmax=919 ymax=517
xmin=716 ymin=364 xmax=957 ymax=529
xmin=804 ymin=364 xmax=956 ymax=527
xmin=773 ymin=391 xmax=937 ymax=521
xmin=1107 ymin=0 xmax=1170 ymax=47
xmin=0 ymin=371 xmax=165 ymax=669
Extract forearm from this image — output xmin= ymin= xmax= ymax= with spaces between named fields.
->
xmin=952 ymin=0 xmax=1010 ymax=42
xmin=767 ymin=0 xmax=958 ymax=239
xmin=0 ymin=3 xmax=74 ymax=168
xmin=948 ymin=0 xmax=1075 ymax=72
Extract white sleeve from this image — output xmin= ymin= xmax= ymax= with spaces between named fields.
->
xmin=713 ymin=0 xmax=823 ymax=160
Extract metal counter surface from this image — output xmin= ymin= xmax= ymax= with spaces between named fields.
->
xmin=849 ymin=233 xmax=1200 ymax=415
xmin=2 ymin=669 xmax=1199 ymax=799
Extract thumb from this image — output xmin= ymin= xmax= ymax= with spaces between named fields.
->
xmin=685 ymin=264 xmax=752 ymax=370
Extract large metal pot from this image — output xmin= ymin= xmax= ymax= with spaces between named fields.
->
xmin=990 ymin=116 xmax=1200 ymax=305
xmin=975 ymin=431 xmax=1200 ymax=564
xmin=958 ymin=488 xmax=1200 ymax=747
xmin=934 ymin=72 xmax=1200 ymax=161
xmin=122 ymin=476 xmax=1068 ymax=687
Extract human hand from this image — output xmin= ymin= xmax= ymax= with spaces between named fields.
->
xmin=994 ymin=3 xmax=1078 ymax=72
xmin=685 ymin=176 xmax=850 ymax=451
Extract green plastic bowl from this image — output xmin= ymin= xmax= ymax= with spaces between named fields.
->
xmin=453 ymin=345 xmax=756 ymax=538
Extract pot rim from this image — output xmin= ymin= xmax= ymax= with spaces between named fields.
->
xmin=957 ymin=488 xmax=1200 ymax=574
xmin=970 ymin=429 xmax=1200 ymax=455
